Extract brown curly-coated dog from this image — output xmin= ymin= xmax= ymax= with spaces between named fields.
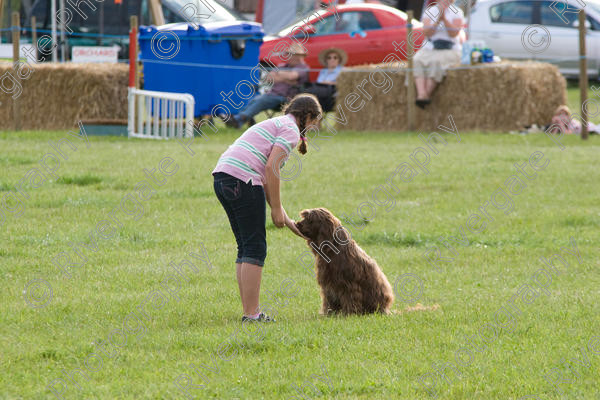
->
xmin=295 ymin=208 xmax=394 ymax=315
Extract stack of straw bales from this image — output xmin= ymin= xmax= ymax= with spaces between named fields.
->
xmin=0 ymin=63 xmax=128 ymax=130
xmin=335 ymin=62 xmax=567 ymax=132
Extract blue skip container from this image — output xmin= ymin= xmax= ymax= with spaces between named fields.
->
xmin=138 ymin=21 xmax=264 ymax=117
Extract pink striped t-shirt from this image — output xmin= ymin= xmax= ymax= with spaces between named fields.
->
xmin=212 ymin=114 xmax=300 ymax=186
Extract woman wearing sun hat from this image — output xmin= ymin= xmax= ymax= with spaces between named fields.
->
xmin=304 ymin=47 xmax=347 ymax=112
xmin=316 ymin=47 xmax=347 ymax=85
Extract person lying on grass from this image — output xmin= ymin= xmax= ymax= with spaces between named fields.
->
xmin=212 ymin=94 xmax=322 ymax=323
xmin=546 ymin=105 xmax=599 ymax=135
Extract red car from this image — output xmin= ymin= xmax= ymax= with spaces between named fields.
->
xmin=259 ymin=4 xmax=425 ymax=80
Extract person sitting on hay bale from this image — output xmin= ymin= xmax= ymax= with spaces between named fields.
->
xmin=302 ymin=48 xmax=347 ymax=112
xmin=225 ymin=44 xmax=310 ymax=129
xmin=413 ymin=0 xmax=465 ymax=109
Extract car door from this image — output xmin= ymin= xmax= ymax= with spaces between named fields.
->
xmin=538 ymin=0 xmax=581 ymax=73
xmin=353 ymin=10 xmax=390 ymax=62
xmin=538 ymin=0 xmax=599 ymax=75
xmin=486 ymin=1 xmax=536 ymax=59
xmin=308 ymin=10 xmax=378 ymax=66
xmin=587 ymin=13 xmax=600 ymax=76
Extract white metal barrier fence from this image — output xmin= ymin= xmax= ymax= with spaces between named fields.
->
xmin=127 ymin=88 xmax=195 ymax=139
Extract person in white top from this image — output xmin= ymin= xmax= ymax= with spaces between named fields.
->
xmin=413 ymin=0 xmax=465 ymax=108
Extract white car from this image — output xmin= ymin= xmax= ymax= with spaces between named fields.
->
xmin=468 ymin=0 xmax=600 ymax=77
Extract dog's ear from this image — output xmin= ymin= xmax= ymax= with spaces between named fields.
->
xmin=314 ymin=208 xmax=338 ymax=244
xmin=299 ymin=209 xmax=309 ymax=218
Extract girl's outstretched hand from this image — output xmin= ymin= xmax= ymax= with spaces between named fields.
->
xmin=272 ymin=206 xmax=308 ymax=239
xmin=271 ymin=206 xmax=286 ymax=228
xmin=285 ymin=216 xmax=308 ymax=240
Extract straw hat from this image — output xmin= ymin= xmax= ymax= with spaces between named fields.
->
xmin=287 ymin=43 xmax=307 ymax=56
xmin=318 ymin=48 xmax=348 ymax=67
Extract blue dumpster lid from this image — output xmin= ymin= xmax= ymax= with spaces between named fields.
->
xmin=139 ymin=21 xmax=263 ymax=40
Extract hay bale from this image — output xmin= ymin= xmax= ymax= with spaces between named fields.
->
xmin=335 ymin=62 xmax=567 ymax=132
xmin=0 ymin=62 xmax=128 ymax=131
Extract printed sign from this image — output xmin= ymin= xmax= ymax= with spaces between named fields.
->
xmin=0 ymin=44 xmax=35 ymax=59
xmin=72 ymin=46 xmax=120 ymax=63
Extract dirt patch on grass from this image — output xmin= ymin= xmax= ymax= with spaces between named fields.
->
xmin=395 ymin=303 xmax=441 ymax=314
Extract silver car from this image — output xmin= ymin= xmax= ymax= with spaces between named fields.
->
xmin=468 ymin=0 xmax=600 ymax=77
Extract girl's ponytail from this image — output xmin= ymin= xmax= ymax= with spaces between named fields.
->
xmin=282 ymin=93 xmax=322 ymax=155
xmin=298 ymin=130 xmax=307 ymax=155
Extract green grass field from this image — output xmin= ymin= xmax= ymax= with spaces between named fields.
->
xmin=1 ymin=103 xmax=600 ymax=399
xmin=567 ymin=80 xmax=600 ymax=125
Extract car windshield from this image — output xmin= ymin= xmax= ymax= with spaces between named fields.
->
xmin=277 ymin=9 xmax=328 ymax=36
xmin=162 ymin=0 xmax=247 ymax=23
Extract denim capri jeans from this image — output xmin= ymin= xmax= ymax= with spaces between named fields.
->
xmin=213 ymin=172 xmax=267 ymax=266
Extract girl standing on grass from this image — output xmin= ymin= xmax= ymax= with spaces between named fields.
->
xmin=212 ymin=94 xmax=322 ymax=323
